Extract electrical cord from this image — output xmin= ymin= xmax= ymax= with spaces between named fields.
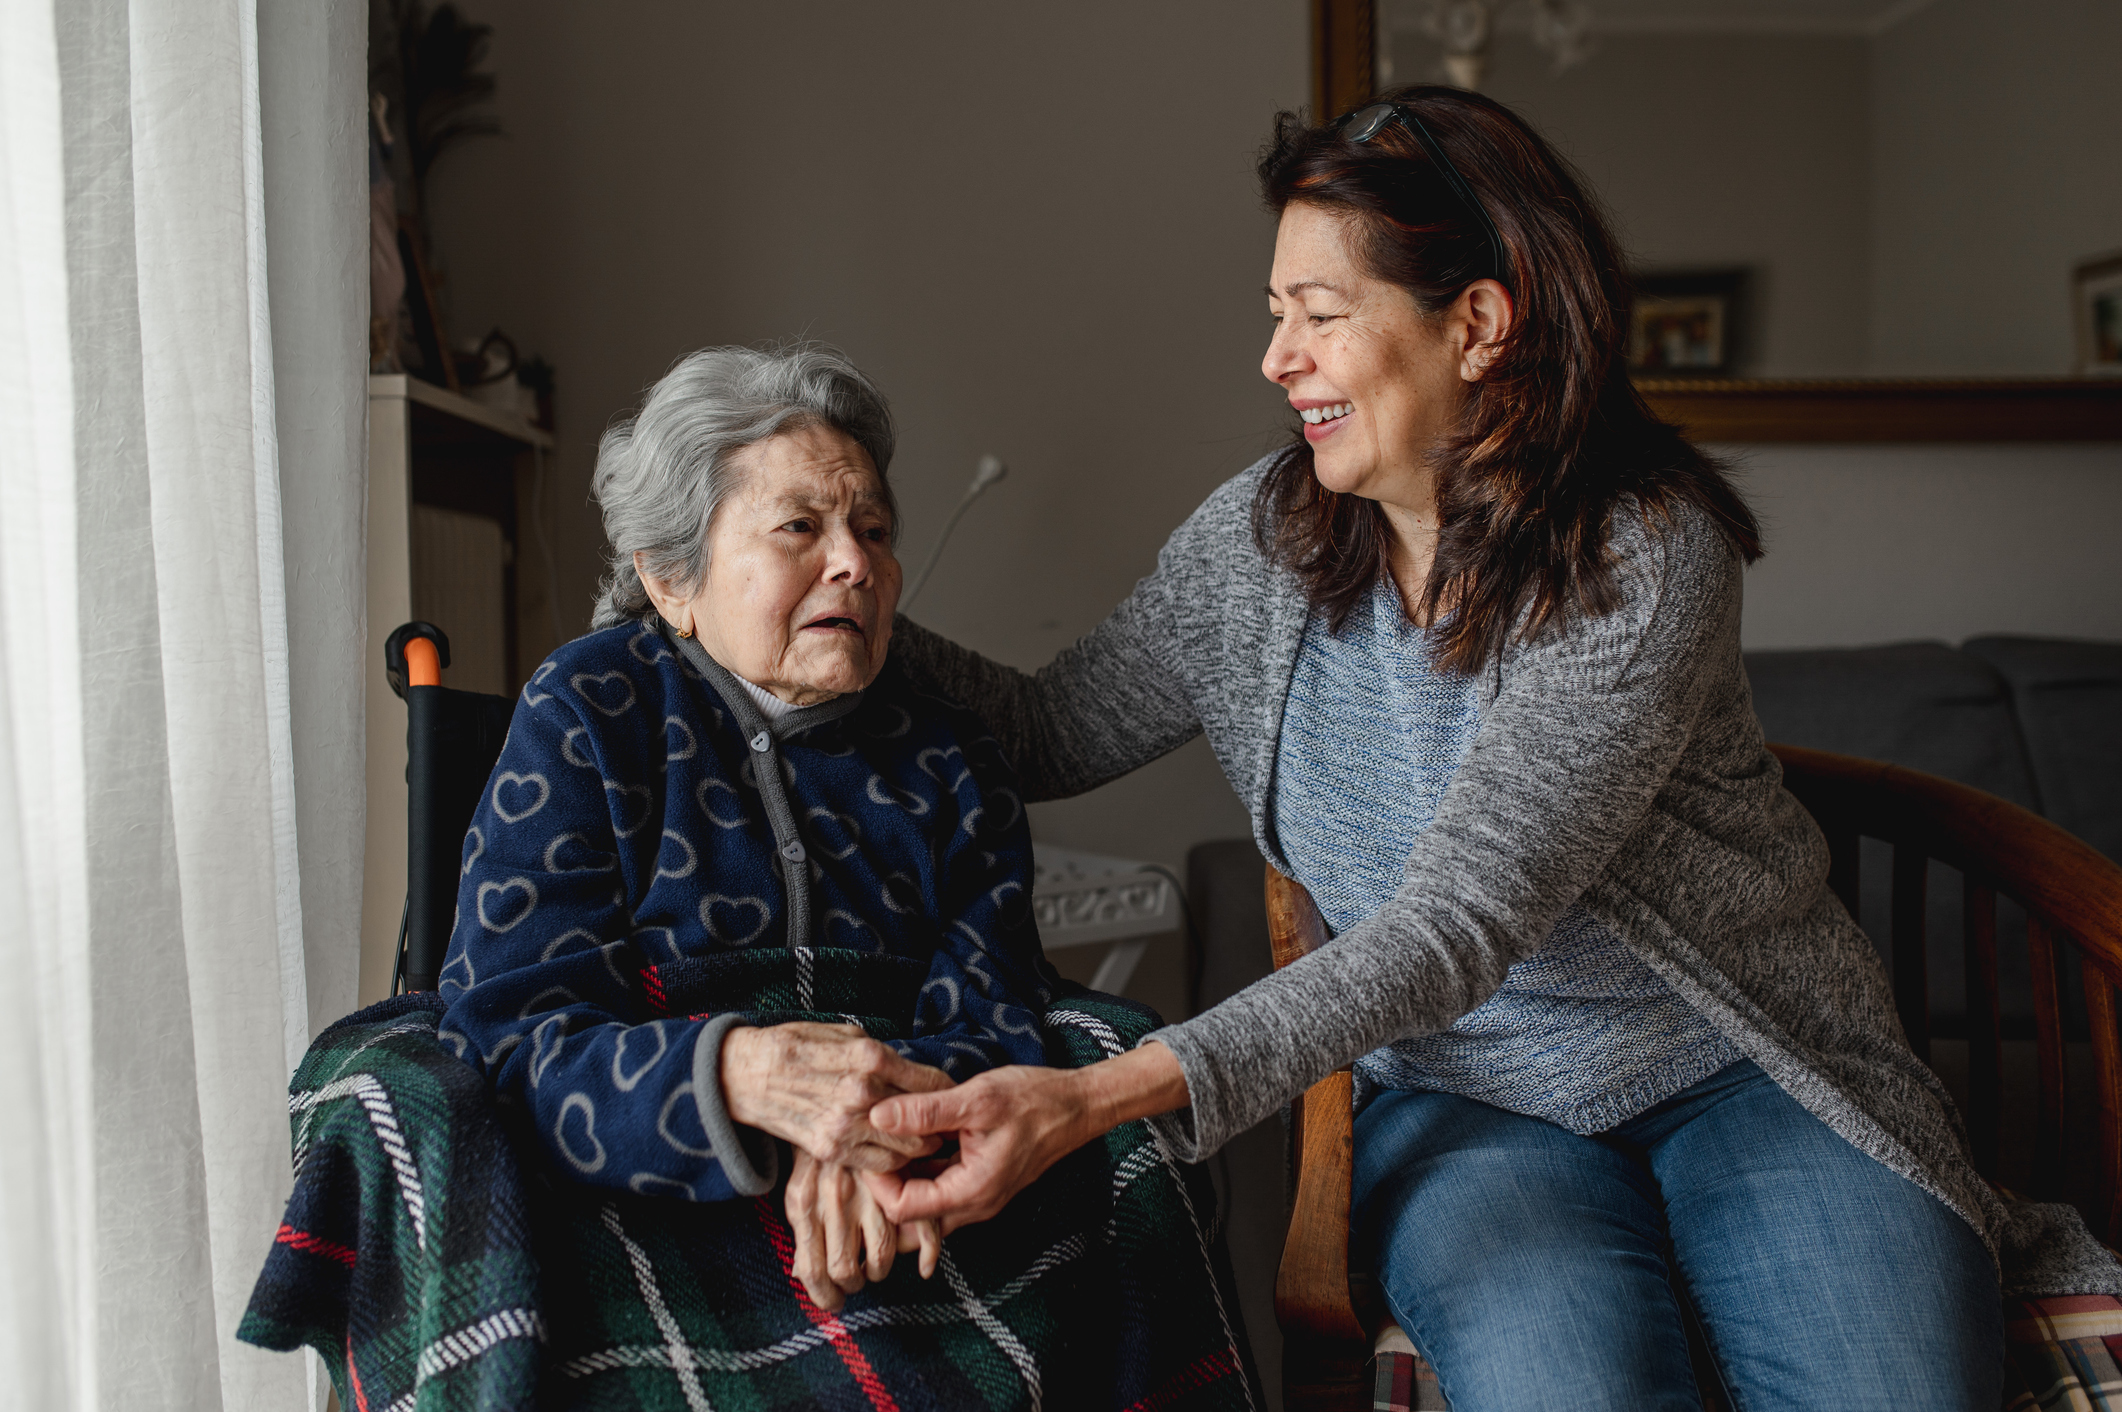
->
xmin=900 ymin=455 xmax=1006 ymax=612
xmin=1137 ymin=863 xmax=1204 ymax=1015
xmin=1136 ymin=861 xmax=1232 ymax=1240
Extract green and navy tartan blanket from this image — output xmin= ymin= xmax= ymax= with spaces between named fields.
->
xmin=239 ymin=990 xmax=1262 ymax=1411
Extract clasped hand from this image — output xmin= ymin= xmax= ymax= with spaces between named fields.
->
xmin=721 ymin=1026 xmax=1188 ymax=1307
xmin=859 ymin=1042 xmax=1192 ymax=1236
xmin=720 ymin=1021 xmax=950 ymax=1309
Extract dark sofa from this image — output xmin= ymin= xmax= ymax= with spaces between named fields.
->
xmin=1186 ymin=635 xmax=2122 ymax=1406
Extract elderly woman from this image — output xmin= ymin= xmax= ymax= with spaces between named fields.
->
xmin=437 ymin=345 xmax=1258 ymax=1411
xmin=866 ymin=88 xmax=2121 ymax=1410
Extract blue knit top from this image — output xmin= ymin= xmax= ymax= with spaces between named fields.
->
xmin=1270 ymin=580 xmax=1740 ymax=1134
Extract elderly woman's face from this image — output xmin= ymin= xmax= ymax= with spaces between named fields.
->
xmin=665 ymin=424 xmax=900 ymax=704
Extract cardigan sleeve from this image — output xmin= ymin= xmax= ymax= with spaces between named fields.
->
xmin=889 ymin=547 xmax=1207 ymax=804
xmin=1144 ymin=505 xmax=1748 ymax=1160
xmin=437 ymin=677 xmax=777 ymax=1201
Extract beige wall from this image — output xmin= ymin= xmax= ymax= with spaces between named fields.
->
xmin=1795 ymin=1 xmax=2122 ymax=643
xmin=1388 ymin=8 xmax=2119 ymax=649
xmin=1388 ymin=29 xmax=1875 ymax=377
xmin=1869 ymin=0 xmax=2122 ymax=374
xmin=428 ymin=0 xmax=1303 ymax=867
xmin=1734 ymin=442 xmax=2122 ymax=650
xmin=1389 ymin=1 xmax=2122 ymax=378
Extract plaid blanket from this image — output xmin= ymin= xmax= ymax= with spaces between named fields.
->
xmin=2004 ymin=1296 xmax=2122 ymax=1411
xmin=239 ymin=991 xmax=1262 ymax=1412
xmin=1368 ymin=1295 xmax=2122 ymax=1410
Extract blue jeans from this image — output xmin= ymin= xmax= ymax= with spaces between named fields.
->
xmin=1351 ymin=1059 xmax=2002 ymax=1411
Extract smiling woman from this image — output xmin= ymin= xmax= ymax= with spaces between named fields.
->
xmin=867 ymin=84 xmax=2116 ymax=1411
xmin=1253 ymin=97 xmax=1760 ymax=670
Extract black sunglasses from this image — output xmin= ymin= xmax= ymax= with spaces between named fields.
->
xmin=1334 ymin=101 xmax=1509 ymax=290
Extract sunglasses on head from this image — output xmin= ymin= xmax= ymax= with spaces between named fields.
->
xmin=1334 ymin=101 xmax=1509 ymax=291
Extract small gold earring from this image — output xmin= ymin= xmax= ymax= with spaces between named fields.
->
xmin=675 ymin=620 xmax=695 ymax=639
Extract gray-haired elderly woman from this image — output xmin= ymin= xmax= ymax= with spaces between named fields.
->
xmin=436 ymin=346 xmax=1259 ymax=1410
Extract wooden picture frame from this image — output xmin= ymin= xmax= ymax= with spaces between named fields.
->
xmin=1312 ymin=0 xmax=1377 ymax=121
xmin=1634 ymin=378 xmax=2122 ymax=443
xmin=1629 ymin=269 xmax=1750 ymax=378
xmin=2073 ymin=250 xmax=2122 ymax=377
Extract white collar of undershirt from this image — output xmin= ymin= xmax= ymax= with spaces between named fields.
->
xmin=731 ymin=673 xmax=805 ymax=723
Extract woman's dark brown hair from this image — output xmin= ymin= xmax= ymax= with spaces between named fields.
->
xmin=1254 ymin=85 xmax=1761 ymax=674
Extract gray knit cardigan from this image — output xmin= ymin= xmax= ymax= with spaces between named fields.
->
xmin=891 ymin=457 xmax=2121 ymax=1298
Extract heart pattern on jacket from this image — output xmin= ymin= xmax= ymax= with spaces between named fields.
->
xmin=437 ymin=621 xmax=1055 ymax=1206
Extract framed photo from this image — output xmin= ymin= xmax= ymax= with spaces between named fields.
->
xmin=1628 ymin=269 xmax=1749 ymax=378
xmin=2073 ymin=250 xmax=2122 ymax=376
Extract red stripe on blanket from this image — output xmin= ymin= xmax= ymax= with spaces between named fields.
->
xmin=276 ymin=1222 xmax=356 ymax=1267
xmin=347 ymin=1329 xmax=370 ymax=1412
xmin=757 ymin=1196 xmax=902 ymax=1412
xmin=1121 ymin=1349 xmax=1243 ymax=1411
xmin=639 ymin=966 xmax=669 ymax=1016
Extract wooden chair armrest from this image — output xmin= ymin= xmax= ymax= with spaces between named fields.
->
xmin=1267 ymin=862 xmax=1332 ymax=969
xmin=1265 ymin=864 xmax=1370 ymax=1346
xmin=1277 ymin=1066 xmax=1368 ymax=1345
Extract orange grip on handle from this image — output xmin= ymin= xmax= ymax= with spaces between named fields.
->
xmin=405 ymin=636 xmax=442 ymax=687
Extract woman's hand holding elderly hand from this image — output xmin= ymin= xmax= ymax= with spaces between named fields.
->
xmin=860 ymin=1042 xmax=1192 ymax=1234
xmin=785 ymin=1151 xmax=942 ymax=1311
xmin=722 ymin=1022 xmax=954 ymax=1170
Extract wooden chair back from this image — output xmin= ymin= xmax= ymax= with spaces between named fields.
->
xmin=1267 ymin=743 xmax=2122 ymax=1410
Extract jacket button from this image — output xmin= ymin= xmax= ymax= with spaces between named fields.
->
xmin=750 ymin=731 xmax=770 ymax=752
xmin=781 ymin=841 xmax=806 ymax=863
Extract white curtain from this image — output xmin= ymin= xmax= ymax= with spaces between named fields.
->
xmin=0 ymin=0 xmax=366 ymax=1407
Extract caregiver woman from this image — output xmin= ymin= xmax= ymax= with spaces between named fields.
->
xmin=863 ymin=86 xmax=2075 ymax=1409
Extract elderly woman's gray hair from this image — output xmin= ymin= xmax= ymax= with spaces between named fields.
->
xmin=591 ymin=344 xmax=897 ymax=630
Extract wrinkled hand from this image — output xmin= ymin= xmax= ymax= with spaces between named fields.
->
xmin=723 ymin=1022 xmax=953 ymax=1170
xmin=862 ymin=1044 xmax=1190 ymax=1234
xmin=786 ymin=1151 xmax=941 ymax=1311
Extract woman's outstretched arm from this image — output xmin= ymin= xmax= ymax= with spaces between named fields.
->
xmin=890 ymin=549 xmax=1209 ymax=802
xmin=895 ymin=467 xmax=1295 ymax=802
